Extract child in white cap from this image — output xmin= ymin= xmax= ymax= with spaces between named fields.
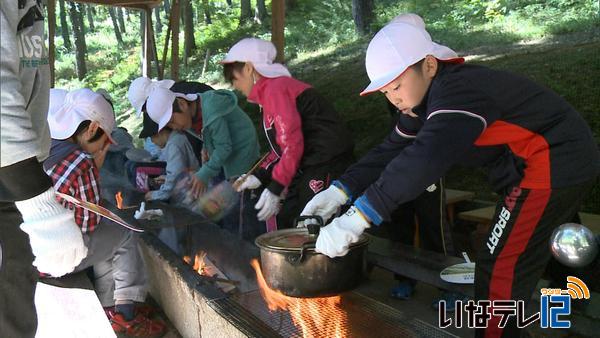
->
xmin=145 ymin=85 xmax=265 ymax=238
xmin=221 ymin=37 xmax=354 ymax=228
xmin=128 ymin=77 xmax=214 ymax=164
xmin=44 ymin=88 xmax=165 ymax=337
xmin=301 ymin=13 xmax=599 ymax=337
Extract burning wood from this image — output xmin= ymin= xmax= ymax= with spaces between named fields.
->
xmin=250 ymin=259 xmax=347 ymax=338
xmin=184 ymin=252 xmax=238 ymax=291
xmin=114 ymin=191 xmax=138 ymax=210
xmin=115 ymin=191 xmax=123 ymax=209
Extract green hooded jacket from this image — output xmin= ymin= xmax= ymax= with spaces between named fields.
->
xmin=195 ymin=89 xmax=260 ymax=183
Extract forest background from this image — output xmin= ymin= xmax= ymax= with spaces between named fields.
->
xmin=49 ymin=0 xmax=599 ymax=212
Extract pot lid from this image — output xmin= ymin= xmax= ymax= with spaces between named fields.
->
xmin=255 ymin=228 xmax=369 ymax=252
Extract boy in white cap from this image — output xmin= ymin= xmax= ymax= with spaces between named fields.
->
xmin=221 ymin=37 xmax=354 ymax=228
xmin=44 ymin=88 xmax=165 ymax=337
xmin=145 ymin=86 xmax=265 ymax=238
xmin=128 ymin=77 xmax=213 ymax=163
xmin=302 ymin=14 xmax=599 ymax=337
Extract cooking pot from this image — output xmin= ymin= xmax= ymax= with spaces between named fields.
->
xmin=255 ymin=216 xmax=369 ymax=298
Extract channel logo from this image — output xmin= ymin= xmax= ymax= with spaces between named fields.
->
xmin=439 ymin=276 xmax=590 ymax=329
xmin=564 ymin=276 xmax=590 ymax=299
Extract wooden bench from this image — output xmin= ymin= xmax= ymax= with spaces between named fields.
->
xmin=458 ymin=205 xmax=600 ymax=234
xmin=445 ymin=189 xmax=475 ymax=224
xmin=367 ymin=242 xmax=474 ymax=296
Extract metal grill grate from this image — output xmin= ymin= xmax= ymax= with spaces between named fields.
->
xmin=210 ymin=290 xmax=459 ymax=338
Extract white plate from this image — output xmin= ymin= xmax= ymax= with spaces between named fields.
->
xmin=440 ymin=262 xmax=475 ymax=284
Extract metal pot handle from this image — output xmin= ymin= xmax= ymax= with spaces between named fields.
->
xmin=293 ymin=215 xmax=324 ymax=235
xmin=286 ymin=240 xmax=316 ymax=265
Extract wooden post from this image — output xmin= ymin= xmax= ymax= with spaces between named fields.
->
xmin=48 ymin=0 xmax=56 ymax=87
xmin=160 ymin=9 xmax=173 ymax=79
xmin=147 ymin=8 xmax=161 ymax=79
xmin=142 ymin=7 xmax=152 ymax=77
xmin=171 ymin=0 xmax=180 ymax=81
xmin=271 ymin=0 xmax=285 ymax=63
xmin=145 ymin=7 xmax=153 ymax=78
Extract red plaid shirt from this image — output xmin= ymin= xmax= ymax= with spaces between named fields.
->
xmin=46 ymin=149 xmax=101 ymax=234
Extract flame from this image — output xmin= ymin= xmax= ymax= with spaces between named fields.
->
xmin=185 ymin=251 xmax=208 ymax=275
xmin=115 ymin=191 xmax=123 ymax=209
xmin=250 ymin=259 xmax=346 ymax=337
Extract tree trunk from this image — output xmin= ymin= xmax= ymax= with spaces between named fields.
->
xmin=163 ymin=0 xmax=171 ymax=17
xmin=201 ymin=48 xmax=211 ymax=76
xmin=117 ymin=8 xmax=127 ymax=34
xmin=239 ymin=0 xmax=252 ymax=24
xmin=86 ymin=4 xmax=95 ymax=31
xmin=108 ymin=7 xmax=123 ymax=46
xmin=183 ymin=0 xmax=195 ymax=61
xmin=202 ymin=0 xmax=212 ymax=25
xmin=69 ymin=2 xmax=87 ymax=79
xmin=154 ymin=7 xmax=162 ymax=34
xmin=351 ymin=0 xmax=373 ymax=35
xmin=254 ymin=0 xmax=267 ymax=24
xmin=58 ymin=0 xmax=71 ymax=51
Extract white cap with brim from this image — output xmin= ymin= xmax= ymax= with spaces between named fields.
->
xmin=146 ymin=87 xmax=198 ymax=131
xmin=127 ymin=77 xmax=175 ymax=116
xmin=48 ymin=88 xmax=69 ymax=117
xmin=48 ymin=88 xmax=117 ymax=144
xmin=360 ymin=16 xmax=463 ymax=96
xmin=221 ymin=37 xmax=291 ymax=78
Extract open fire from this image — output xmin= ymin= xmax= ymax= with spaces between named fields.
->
xmin=114 ymin=191 xmax=138 ymax=210
xmin=115 ymin=191 xmax=123 ymax=209
xmin=250 ymin=259 xmax=347 ymax=338
xmin=184 ymin=251 xmax=208 ymax=275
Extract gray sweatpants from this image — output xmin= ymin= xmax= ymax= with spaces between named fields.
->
xmin=74 ymin=219 xmax=147 ymax=307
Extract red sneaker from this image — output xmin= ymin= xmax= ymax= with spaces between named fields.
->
xmin=104 ymin=304 xmax=158 ymax=318
xmin=106 ymin=311 xmax=166 ymax=338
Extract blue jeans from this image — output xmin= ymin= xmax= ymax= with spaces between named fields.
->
xmin=74 ymin=219 xmax=147 ymax=307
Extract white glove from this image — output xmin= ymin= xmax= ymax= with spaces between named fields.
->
xmin=234 ymin=174 xmax=262 ymax=192
xmin=15 ymin=188 xmax=88 ymax=277
xmin=255 ymin=189 xmax=281 ymax=221
xmin=299 ymin=184 xmax=349 ymax=226
xmin=315 ymin=206 xmax=370 ymax=258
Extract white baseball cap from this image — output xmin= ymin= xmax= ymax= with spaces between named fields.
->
xmin=221 ymin=38 xmax=291 ymax=78
xmin=360 ymin=14 xmax=463 ymax=96
xmin=389 ymin=13 xmax=426 ymax=28
xmin=48 ymin=88 xmax=69 ymax=118
xmin=146 ymin=87 xmax=198 ymax=131
xmin=48 ymin=88 xmax=117 ymax=143
xmin=127 ymin=77 xmax=175 ymax=116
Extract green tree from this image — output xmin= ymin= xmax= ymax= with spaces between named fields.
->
xmin=58 ymin=0 xmax=71 ymax=51
xmin=240 ymin=0 xmax=252 ymax=24
xmin=184 ymin=0 xmax=196 ymax=63
xmin=255 ymin=0 xmax=267 ymax=24
xmin=108 ymin=7 xmax=124 ymax=46
xmin=69 ymin=2 xmax=87 ymax=79
xmin=352 ymin=0 xmax=373 ymax=35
